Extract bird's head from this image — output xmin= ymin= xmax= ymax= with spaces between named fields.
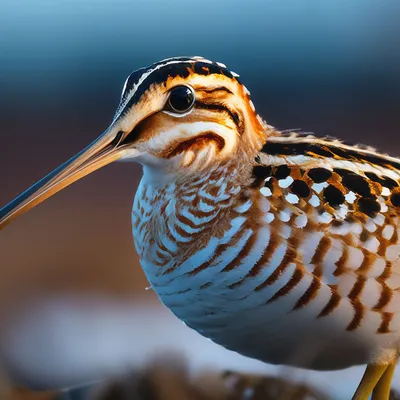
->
xmin=0 ymin=56 xmax=268 ymax=228
xmin=117 ymin=56 xmax=267 ymax=171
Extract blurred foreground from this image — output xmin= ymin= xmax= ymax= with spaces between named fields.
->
xmin=6 ymin=361 xmax=400 ymax=400
xmin=2 ymin=298 xmax=400 ymax=400
xmin=4 ymin=359 xmax=331 ymax=400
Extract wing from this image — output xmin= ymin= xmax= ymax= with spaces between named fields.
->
xmin=252 ymin=132 xmax=400 ymax=332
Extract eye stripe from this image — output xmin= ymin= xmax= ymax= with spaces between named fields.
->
xmin=196 ymin=101 xmax=243 ymax=134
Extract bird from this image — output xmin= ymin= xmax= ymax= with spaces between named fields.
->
xmin=1 ymin=56 xmax=400 ymax=400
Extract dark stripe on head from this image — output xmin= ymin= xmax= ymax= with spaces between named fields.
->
xmin=193 ymin=61 xmax=235 ymax=79
xmin=262 ymin=140 xmax=400 ymax=170
xmin=196 ymin=101 xmax=243 ymax=134
xmin=121 ymin=57 xmax=198 ymax=98
xmin=121 ymin=67 xmax=147 ymax=100
xmin=120 ymin=57 xmax=240 ymax=115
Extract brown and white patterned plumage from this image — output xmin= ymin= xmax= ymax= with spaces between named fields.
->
xmin=133 ymin=130 xmax=400 ymax=371
xmin=1 ymin=56 xmax=400 ymax=399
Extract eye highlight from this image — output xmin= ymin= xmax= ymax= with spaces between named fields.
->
xmin=166 ymin=85 xmax=195 ymax=114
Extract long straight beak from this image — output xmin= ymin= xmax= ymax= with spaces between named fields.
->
xmin=0 ymin=127 xmax=126 ymax=230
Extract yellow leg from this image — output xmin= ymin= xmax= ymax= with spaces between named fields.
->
xmin=352 ymin=364 xmax=388 ymax=400
xmin=372 ymin=362 xmax=396 ymax=400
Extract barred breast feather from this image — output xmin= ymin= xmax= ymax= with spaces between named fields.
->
xmin=132 ymin=132 xmax=400 ymax=370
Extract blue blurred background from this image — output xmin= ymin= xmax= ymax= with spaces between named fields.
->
xmin=0 ymin=0 xmax=400 ymax=398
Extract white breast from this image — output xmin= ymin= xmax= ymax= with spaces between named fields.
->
xmin=132 ymin=172 xmax=400 ymax=371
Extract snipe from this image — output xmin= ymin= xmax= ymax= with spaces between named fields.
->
xmin=2 ymin=56 xmax=400 ymax=399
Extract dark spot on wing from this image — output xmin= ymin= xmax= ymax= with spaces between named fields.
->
xmin=323 ymin=185 xmax=345 ymax=208
xmin=252 ymin=165 xmax=273 ymax=181
xmin=356 ymin=197 xmax=381 ymax=217
xmin=390 ymin=193 xmax=400 ymax=207
xmin=308 ymin=168 xmax=332 ymax=183
xmin=290 ymin=180 xmax=311 ymax=198
xmin=274 ymin=165 xmax=291 ymax=180
xmin=334 ymin=169 xmax=372 ymax=197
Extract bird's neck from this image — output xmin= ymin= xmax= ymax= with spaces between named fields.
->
xmin=132 ymin=163 xmax=251 ymax=272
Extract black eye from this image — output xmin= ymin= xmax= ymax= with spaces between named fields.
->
xmin=167 ymin=85 xmax=195 ymax=113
